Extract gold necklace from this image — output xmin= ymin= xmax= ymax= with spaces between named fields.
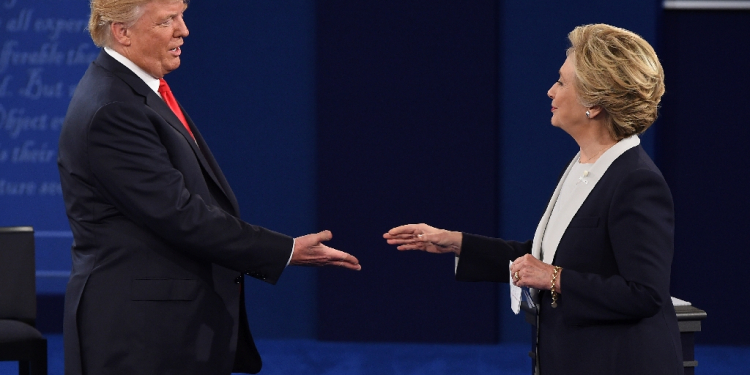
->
xmin=579 ymin=143 xmax=614 ymax=164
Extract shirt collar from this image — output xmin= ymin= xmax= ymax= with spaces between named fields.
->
xmin=103 ymin=47 xmax=161 ymax=97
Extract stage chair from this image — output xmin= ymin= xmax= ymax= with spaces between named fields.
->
xmin=0 ymin=226 xmax=48 ymax=375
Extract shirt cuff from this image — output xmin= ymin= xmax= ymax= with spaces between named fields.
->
xmin=286 ymin=238 xmax=295 ymax=266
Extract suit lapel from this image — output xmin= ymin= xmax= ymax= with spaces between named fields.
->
xmin=531 ymin=158 xmax=574 ymax=261
xmin=94 ymin=51 xmax=238 ymax=212
xmin=529 ymin=166 xmax=570 ymax=301
xmin=183 ymin=110 xmax=241 ymax=214
xmin=535 ymin=135 xmax=641 ymax=264
xmin=145 ymin=91 xmax=239 ymax=213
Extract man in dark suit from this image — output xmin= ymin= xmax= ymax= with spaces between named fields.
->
xmin=57 ymin=0 xmax=360 ymax=374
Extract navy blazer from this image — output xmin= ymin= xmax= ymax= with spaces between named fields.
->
xmin=455 ymin=145 xmax=683 ymax=375
xmin=58 ymin=51 xmax=293 ymax=375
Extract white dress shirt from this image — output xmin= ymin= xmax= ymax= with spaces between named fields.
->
xmin=103 ymin=47 xmax=162 ymax=97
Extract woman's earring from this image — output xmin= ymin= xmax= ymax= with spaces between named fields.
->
xmin=585 ymin=110 xmax=590 ymax=118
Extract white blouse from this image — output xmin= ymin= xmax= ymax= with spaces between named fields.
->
xmin=540 ymin=159 xmax=594 ymax=261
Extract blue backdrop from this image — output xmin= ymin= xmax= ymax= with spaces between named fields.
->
xmin=658 ymin=9 xmax=750 ymax=345
xmin=0 ymin=0 xmax=92 ymax=292
xmin=1 ymin=0 xmax=747 ymax=346
xmin=315 ymin=0 xmax=500 ymax=344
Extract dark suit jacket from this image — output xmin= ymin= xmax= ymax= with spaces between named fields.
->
xmin=57 ymin=51 xmax=293 ymax=375
xmin=456 ymin=145 xmax=683 ymax=375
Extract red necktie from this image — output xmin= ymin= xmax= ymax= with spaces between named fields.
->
xmin=158 ymin=78 xmax=195 ymax=140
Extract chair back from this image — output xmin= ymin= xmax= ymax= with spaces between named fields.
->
xmin=0 ymin=226 xmax=36 ymax=326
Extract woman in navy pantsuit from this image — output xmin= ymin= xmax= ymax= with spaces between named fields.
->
xmin=384 ymin=24 xmax=682 ymax=375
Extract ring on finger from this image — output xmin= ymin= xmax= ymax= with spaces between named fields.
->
xmin=514 ymin=271 xmax=519 ymax=281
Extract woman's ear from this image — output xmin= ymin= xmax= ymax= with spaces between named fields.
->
xmin=586 ymin=105 xmax=603 ymax=119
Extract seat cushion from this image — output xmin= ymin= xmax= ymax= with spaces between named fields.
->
xmin=0 ymin=319 xmax=44 ymax=343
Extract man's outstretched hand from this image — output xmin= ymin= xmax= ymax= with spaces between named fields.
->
xmin=290 ymin=230 xmax=361 ymax=271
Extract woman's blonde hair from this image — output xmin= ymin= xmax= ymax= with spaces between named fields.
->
xmin=567 ymin=24 xmax=665 ymax=141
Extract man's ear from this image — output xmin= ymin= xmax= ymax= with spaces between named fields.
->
xmin=587 ymin=105 xmax=604 ymax=119
xmin=110 ymin=22 xmax=131 ymax=46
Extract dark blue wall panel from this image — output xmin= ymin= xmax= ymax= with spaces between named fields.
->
xmin=316 ymin=0 xmax=500 ymax=343
xmin=658 ymin=10 xmax=750 ymax=345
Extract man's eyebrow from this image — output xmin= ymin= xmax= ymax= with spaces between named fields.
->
xmin=156 ymin=11 xmax=181 ymax=22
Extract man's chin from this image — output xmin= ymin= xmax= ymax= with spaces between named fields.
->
xmin=164 ymin=61 xmax=181 ymax=75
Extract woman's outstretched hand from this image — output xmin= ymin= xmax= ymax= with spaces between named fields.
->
xmin=383 ymin=223 xmax=462 ymax=255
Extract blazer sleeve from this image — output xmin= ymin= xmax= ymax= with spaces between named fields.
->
xmin=85 ymin=101 xmax=292 ymax=283
xmin=560 ymin=167 xmax=675 ymax=324
xmin=455 ymin=233 xmax=531 ymax=282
